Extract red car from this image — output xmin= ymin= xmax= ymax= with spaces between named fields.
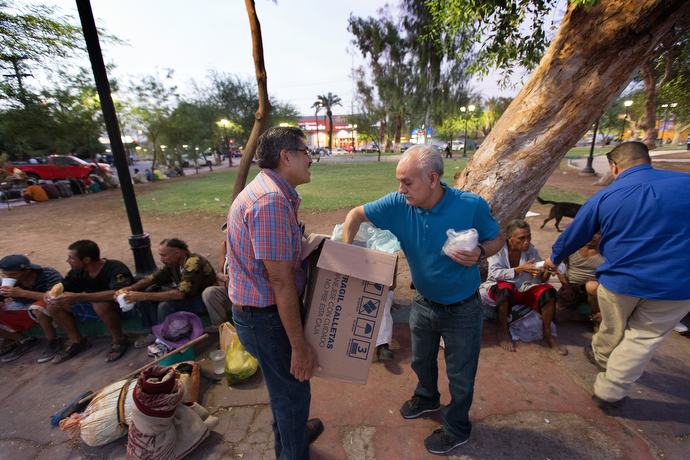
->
xmin=4 ymin=155 xmax=113 ymax=182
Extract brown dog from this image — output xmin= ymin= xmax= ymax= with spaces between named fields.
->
xmin=536 ymin=197 xmax=582 ymax=232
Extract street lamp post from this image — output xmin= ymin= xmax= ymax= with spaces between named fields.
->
xmin=659 ymin=103 xmax=677 ymax=145
xmin=461 ymin=105 xmax=475 ymax=158
xmin=348 ymin=124 xmax=357 ymax=152
xmin=315 ymin=103 xmax=322 ymax=149
xmin=581 ymin=119 xmax=599 ymax=175
xmin=221 ymin=118 xmax=231 ymax=166
xmin=619 ymin=100 xmax=633 ymax=142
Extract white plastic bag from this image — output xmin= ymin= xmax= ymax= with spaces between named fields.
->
xmin=331 ymin=222 xmax=401 ymax=253
xmin=509 ymin=310 xmax=557 ymax=343
xmin=533 ymin=260 xmax=567 ymax=275
xmin=441 ymin=228 xmax=478 ymax=256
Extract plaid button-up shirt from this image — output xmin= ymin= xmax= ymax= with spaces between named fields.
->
xmin=227 ymin=168 xmax=305 ymax=307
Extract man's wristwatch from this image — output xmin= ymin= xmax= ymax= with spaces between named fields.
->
xmin=477 ymin=244 xmax=486 ymax=260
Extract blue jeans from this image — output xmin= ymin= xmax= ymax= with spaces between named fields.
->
xmin=409 ymin=291 xmax=483 ymax=441
xmin=138 ymin=287 xmax=207 ymax=329
xmin=232 ymin=308 xmax=311 ymax=460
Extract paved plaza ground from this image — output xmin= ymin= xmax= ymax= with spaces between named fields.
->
xmin=1 ymin=151 xmax=689 ymax=459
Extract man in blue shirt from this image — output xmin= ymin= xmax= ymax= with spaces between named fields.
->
xmin=544 ymin=142 xmax=690 ymax=414
xmin=342 ymin=145 xmax=503 ymax=455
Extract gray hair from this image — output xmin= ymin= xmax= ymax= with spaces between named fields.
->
xmin=505 ymin=219 xmax=530 ymax=237
xmin=256 ymin=126 xmax=307 ymax=169
xmin=401 ymin=145 xmax=444 ymax=182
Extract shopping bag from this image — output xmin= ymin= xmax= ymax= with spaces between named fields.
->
xmin=219 ymin=322 xmax=234 ymax=352
xmin=224 ymin=324 xmax=259 ymax=385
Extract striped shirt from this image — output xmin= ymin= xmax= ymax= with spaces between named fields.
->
xmin=227 ymin=168 xmax=305 ymax=307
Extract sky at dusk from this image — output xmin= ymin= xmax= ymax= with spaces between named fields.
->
xmin=46 ymin=0 xmax=521 ymax=115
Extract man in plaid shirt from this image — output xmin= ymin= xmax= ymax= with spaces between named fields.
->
xmin=227 ymin=126 xmax=323 ymax=459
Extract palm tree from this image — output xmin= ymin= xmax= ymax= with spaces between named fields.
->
xmin=316 ymin=93 xmax=342 ymax=150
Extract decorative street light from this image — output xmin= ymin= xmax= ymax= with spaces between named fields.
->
xmin=315 ymin=103 xmax=323 ymax=149
xmin=221 ymin=118 xmax=232 ymax=166
xmin=348 ymin=124 xmax=357 ymax=152
xmin=461 ymin=105 xmax=475 ymax=158
xmin=659 ymin=102 xmax=677 ymax=145
xmin=619 ymin=100 xmax=633 ymax=142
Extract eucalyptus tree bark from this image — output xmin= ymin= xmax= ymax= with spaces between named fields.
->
xmin=233 ymin=0 xmax=272 ymax=200
xmin=454 ymin=0 xmax=690 ymax=228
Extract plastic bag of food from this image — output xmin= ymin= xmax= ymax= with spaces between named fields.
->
xmin=225 ymin=325 xmax=259 ymax=385
xmin=331 ymin=222 xmax=401 ymax=253
xmin=441 ymin=228 xmax=478 ymax=256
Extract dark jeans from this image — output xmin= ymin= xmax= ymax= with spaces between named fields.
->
xmin=409 ymin=291 xmax=483 ymax=441
xmin=137 ymin=286 xmax=207 ymax=330
xmin=232 ymin=307 xmax=311 ymax=460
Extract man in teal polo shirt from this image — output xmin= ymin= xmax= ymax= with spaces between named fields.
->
xmin=342 ymin=145 xmax=504 ymax=455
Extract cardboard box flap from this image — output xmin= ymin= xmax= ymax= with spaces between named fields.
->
xmin=316 ymin=239 xmax=396 ymax=286
xmin=301 ymin=234 xmax=327 ymax=260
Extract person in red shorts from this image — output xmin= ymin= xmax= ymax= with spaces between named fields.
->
xmin=0 ymin=255 xmax=63 ymax=363
xmin=484 ymin=219 xmax=567 ymax=355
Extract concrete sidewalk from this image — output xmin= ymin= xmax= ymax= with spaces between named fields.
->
xmin=1 ymin=312 xmax=689 ymax=459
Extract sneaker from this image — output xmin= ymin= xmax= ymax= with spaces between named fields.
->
xmin=134 ymin=333 xmax=157 ymax=348
xmin=2 ymin=337 xmax=40 ymax=362
xmin=400 ymin=396 xmax=440 ymax=419
xmin=592 ymin=394 xmax=627 ymax=416
xmin=376 ymin=344 xmax=394 ymax=361
xmin=674 ymin=323 xmax=689 ymax=333
xmin=424 ymin=428 xmax=468 ymax=454
xmin=307 ymin=418 xmax=324 ymax=444
xmin=37 ymin=338 xmax=63 ymax=363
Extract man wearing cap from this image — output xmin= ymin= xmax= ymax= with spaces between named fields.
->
xmin=227 ymin=126 xmax=323 ymax=459
xmin=0 ymin=255 xmax=63 ymax=363
xmin=46 ymin=240 xmax=135 ymax=364
xmin=119 ymin=238 xmax=217 ymax=348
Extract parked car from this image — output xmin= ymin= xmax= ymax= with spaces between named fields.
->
xmin=315 ymin=148 xmax=330 ymax=156
xmin=4 ymin=155 xmax=113 ymax=182
xmin=331 ymin=148 xmax=347 ymax=155
xmin=181 ymin=153 xmax=214 ymax=168
xmin=344 ymin=146 xmax=354 ymax=153
xmin=359 ymin=143 xmax=379 ymax=153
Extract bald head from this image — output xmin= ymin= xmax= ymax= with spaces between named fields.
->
xmin=606 ymin=141 xmax=651 ymax=171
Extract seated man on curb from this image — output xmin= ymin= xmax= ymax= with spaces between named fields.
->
xmin=200 ymin=224 xmax=233 ymax=327
xmin=45 ymin=240 xmax=135 ymax=364
xmin=132 ymin=169 xmax=148 ymax=184
xmin=120 ymin=238 xmax=216 ymax=348
xmin=484 ymin=219 xmax=567 ymax=355
xmin=0 ymin=255 xmax=63 ymax=363
xmin=556 ymin=232 xmax=603 ymax=331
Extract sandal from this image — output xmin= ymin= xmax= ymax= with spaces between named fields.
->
xmin=106 ymin=338 xmax=130 ymax=362
xmin=52 ymin=339 xmax=91 ymax=365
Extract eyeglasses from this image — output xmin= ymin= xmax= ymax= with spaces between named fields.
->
xmin=291 ymin=149 xmax=311 ymax=157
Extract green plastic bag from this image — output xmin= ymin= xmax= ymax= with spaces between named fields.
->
xmin=225 ymin=326 xmax=259 ymax=385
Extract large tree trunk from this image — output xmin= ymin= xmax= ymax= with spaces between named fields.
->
xmin=455 ymin=0 xmax=690 ymax=228
xmin=233 ymin=0 xmax=272 ymax=200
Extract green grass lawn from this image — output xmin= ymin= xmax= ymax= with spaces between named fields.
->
xmin=133 ymin=159 xmax=471 ymax=216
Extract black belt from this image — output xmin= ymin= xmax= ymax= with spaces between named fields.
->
xmin=425 ymin=291 xmax=479 ymax=309
xmin=233 ymin=304 xmax=278 ymax=313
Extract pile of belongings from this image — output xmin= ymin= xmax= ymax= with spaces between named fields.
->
xmin=59 ymin=361 xmax=215 ymax=457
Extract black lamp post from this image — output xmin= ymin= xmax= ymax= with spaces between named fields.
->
xmin=619 ymin=100 xmax=633 ymax=142
xmin=221 ymin=118 xmax=231 ymax=166
xmin=461 ymin=105 xmax=475 ymax=158
xmin=659 ymin=103 xmax=676 ymax=146
xmin=76 ymin=0 xmax=156 ymax=278
xmin=581 ymin=119 xmax=599 ymax=175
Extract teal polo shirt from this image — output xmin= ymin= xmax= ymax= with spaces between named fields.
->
xmin=364 ymin=181 xmax=499 ymax=304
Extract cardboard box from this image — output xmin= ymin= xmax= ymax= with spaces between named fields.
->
xmin=301 ymin=235 xmax=397 ymax=385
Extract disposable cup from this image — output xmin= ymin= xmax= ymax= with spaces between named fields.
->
xmin=1 ymin=278 xmax=17 ymax=287
xmin=210 ymin=349 xmax=226 ymax=374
